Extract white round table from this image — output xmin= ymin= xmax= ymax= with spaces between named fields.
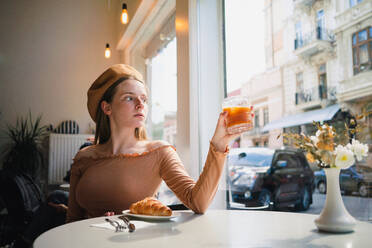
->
xmin=34 ymin=210 xmax=372 ymax=248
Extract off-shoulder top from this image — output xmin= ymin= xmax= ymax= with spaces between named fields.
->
xmin=66 ymin=142 xmax=228 ymax=223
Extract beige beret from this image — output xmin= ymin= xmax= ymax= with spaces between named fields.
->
xmin=87 ymin=64 xmax=144 ymax=122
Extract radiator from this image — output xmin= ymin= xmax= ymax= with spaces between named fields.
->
xmin=48 ymin=133 xmax=94 ymax=184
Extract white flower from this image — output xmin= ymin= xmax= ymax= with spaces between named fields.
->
xmin=310 ymin=136 xmax=319 ymax=144
xmin=334 ymin=145 xmax=355 ymax=169
xmin=350 ymin=139 xmax=369 ymax=161
xmin=316 ymin=130 xmax=322 ymax=137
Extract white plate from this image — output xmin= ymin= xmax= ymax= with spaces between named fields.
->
xmin=122 ymin=210 xmax=180 ymax=220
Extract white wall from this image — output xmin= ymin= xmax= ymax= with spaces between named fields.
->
xmin=0 ymin=0 xmax=124 ymax=141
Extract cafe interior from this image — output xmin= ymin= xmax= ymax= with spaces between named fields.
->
xmin=0 ymin=0 xmax=371 ymax=247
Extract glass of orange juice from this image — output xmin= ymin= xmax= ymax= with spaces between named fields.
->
xmin=222 ymin=96 xmax=254 ymax=134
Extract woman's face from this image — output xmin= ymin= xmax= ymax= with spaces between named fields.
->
xmin=104 ymin=79 xmax=148 ymax=129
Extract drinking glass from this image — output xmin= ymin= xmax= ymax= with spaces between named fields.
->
xmin=222 ymin=96 xmax=254 ymax=134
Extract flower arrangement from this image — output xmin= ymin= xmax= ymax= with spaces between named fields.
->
xmin=282 ymin=112 xmax=370 ymax=169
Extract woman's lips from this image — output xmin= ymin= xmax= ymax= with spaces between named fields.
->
xmin=134 ymin=113 xmax=145 ymax=118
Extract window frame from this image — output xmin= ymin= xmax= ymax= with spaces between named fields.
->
xmin=352 ymin=27 xmax=372 ymax=75
xmin=349 ymin=0 xmax=363 ymax=8
xmin=318 ymin=64 xmax=327 ymax=99
xmin=254 ymin=109 xmax=260 ymax=128
xmin=263 ymin=107 xmax=269 ymax=126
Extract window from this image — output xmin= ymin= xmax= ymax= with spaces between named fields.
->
xmin=149 ymin=38 xmax=179 ymax=206
xmin=149 ymin=38 xmax=177 ymax=146
xmin=222 ymin=0 xmax=371 ymax=221
xmin=318 ymin=64 xmax=327 ymax=99
xmin=296 ymin=72 xmax=303 ymax=93
xmin=295 ymin=72 xmax=304 ymax=105
xmin=352 ymin=27 xmax=372 ymax=75
xmin=316 ymin=10 xmax=325 ymax=40
xmin=263 ymin=107 xmax=269 ymax=126
xmin=254 ymin=110 xmax=260 ymax=128
xmin=350 ymin=0 xmax=363 ymax=8
xmin=295 ymin=22 xmax=303 ymax=49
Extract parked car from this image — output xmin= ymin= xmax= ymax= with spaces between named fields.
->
xmin=314 ymin=165 xmax=372 ymax=197
xmin=227 ymin=147 xmax=314 ymax=211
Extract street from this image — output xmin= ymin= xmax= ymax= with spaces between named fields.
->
xmin=159 ymin=187 xmax=372 ymax=223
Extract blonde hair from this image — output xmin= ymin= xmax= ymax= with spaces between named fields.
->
xmin=94 ymin=77 xmax=148 ymax=144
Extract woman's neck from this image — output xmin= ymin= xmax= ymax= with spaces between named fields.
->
xmin=106 ymin=125 xmax=142 ymax=155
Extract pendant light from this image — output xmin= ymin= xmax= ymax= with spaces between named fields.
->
xmin=121 ymin=3 xmax=128 ymax=24
xmin=105 ymin=43 xmax=111 ymax=58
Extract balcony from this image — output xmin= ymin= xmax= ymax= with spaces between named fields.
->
xmin=295 ymin=85 xmax=337 ymax=109
xmin=294 ymin=27 xmax=335 ymax=59
xmin=293 ymin=0 xmax=318 ymax=13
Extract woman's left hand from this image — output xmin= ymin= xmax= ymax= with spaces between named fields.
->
xmin=48 ymin=202 xmax=68 ymax=213
xmin=210 ymin=111 xmax=247 ymax=152
xmin=104 ymin=211 xmax=115 ymax=216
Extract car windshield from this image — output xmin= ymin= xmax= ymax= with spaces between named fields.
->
xmin=228 ymin=149 xmax=274 ymax=167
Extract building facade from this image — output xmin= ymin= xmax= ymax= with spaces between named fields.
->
xmin=240 ymin=68 xmax=283 ymax=148
xmin=241 ymin=0 xmax=371 ymax=162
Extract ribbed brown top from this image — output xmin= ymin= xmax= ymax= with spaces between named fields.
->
xmin=66 ymin=143 xmax=228 ymax=222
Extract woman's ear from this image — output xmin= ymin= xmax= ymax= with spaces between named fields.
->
xmin=101 ymin=101 xmax=112 ymax=116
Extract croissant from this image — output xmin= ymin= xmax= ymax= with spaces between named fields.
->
xmin=129 ymin=197 xmax=172 ymax=216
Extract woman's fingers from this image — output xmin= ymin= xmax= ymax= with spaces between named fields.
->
xmin=218 ymin=111 xmax=228 ymax=127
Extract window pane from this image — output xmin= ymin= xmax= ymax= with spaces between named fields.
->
xmin=150 ymin=38 xmax=177 ymax=145
xmin=296 ymin=72 xmax=303 ymax=92
xmin=319 ymin=64 xmax=326 ymax=74
xmin=359 ymin=44 xmax=369 ymax=64
xmin=263 ymin=108 xmax=269 ymax=126
xmin=224 ymin=0 xmax=265 ymax=94
xmin=254 ymin=110 xmax=260 ymax=127
xmin=224 ymin=0 xmax=371 ymax=219
xmin=352 ymin=34 xmax=357 ymax=45
xmin=358 ymin=30 xmax=367 ymax=42
xmin=350 ymin=0 xmax=362 ymax=7
xmin=149 ymin=38 xmax=179 ymax=206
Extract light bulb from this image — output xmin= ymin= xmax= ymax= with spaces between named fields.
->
xmin=121 ymin=3 xmax=128 ymax=24
xmin=105 ymin=43 xmax=111 ymax=58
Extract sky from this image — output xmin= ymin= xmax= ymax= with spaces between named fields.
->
xmin=225 ymin=0 xmax=266 ymax=93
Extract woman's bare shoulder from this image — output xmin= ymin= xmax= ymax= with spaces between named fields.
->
xmin=146 ymin=140 xmax=172 ymax=151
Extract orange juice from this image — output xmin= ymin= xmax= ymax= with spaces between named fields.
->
xmin=222 ymin=96 xmax=253 ymax=134
xmin=223 ymin=106 xmax=253 ymax=128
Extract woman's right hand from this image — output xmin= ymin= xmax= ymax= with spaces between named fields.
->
xmin=211 ymin=111 xmax=246 ymax=152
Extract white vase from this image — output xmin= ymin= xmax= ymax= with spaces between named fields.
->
xmin=314 ymin=167 xmax=356 ymax=233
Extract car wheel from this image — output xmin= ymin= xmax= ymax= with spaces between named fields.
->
xmin=295 ymin=186 xmax=311 ymax=211
xmin=318 ymin=181 xmax=326 ymax=194
xmin=258 ymin=189 xmax=272 ymax=208
xmin=359 ymin=183 xmax=368 ymax=197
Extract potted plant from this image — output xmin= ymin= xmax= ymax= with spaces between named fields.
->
xmin=1 ymin=112 xmax=49 ymax=181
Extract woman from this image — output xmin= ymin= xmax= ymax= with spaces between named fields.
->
xmin=66 ymin=64 xmax=245 ymax=222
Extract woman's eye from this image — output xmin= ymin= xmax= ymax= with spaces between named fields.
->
xmin=124 ymin=96 xmax=133 ymax=101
